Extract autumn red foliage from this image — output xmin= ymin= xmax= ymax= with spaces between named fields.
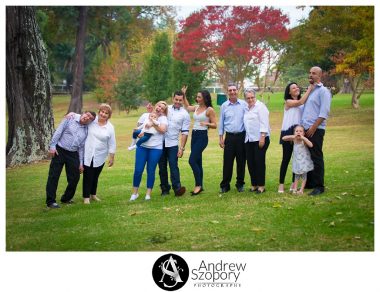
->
xmin=174 ymin=6 xmax=289 ymax=91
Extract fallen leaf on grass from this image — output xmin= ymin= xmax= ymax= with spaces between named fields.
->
xmin=341 ymin=192 xmax=348 ymax=196
xmin=354 ymin=236 xmax=361 ymax=240
xmin=328 ymin=221 xmax=335 ymax=227
xmin=335 ymin=195 xmax=342 ymax=200
xmin=211 ymin=220 xmax=220 ymax=224
xmin=272 ymin=203 xmax=282 ymax=208
xmin=336 ymin=212 xmax=343 ymax=215
xmin=252 ymin=227 xmax=266 ymax=232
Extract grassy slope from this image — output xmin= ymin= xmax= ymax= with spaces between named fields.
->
xmin=6 ymin=92 xmax=374 ymax=251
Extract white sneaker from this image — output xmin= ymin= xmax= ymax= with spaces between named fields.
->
xmin=128 ymin=145 xmax=137 ymax=151
xmin=129 ymin=193 xmax=139 ymax=201
xmin=145 ymin=194 xmax=151 ymax=201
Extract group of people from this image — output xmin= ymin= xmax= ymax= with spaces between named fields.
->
xmin=45 ymin=66 xmax=331 ymax=208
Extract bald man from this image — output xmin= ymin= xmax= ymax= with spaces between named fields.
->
xmin=301 ymin=66 xmax=332 ymax=195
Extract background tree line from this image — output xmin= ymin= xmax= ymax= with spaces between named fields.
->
xmin=6 ymin=6 xmax=374 ymax=167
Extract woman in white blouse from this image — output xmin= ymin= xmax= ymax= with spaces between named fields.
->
xmin=243 ymin=89 xmax=270 ymax=194
xmin=82 ymin=103 xmax=116 ymax=204
xmin=278 ymin=83 xmax=313 ymax=193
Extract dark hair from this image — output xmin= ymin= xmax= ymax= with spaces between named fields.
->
xmin=85 ymin=111 xmax=97 ymax=119
xmin=173 ymin=90 xmax=184 ymax=97
xmin=284 ymin=82 xmax=301 ymax=101
xmin=199 ymin=90 xmax=213 ymax=108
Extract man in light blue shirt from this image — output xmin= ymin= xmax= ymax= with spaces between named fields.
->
xmin=46 ymin=111 xmax=96 ymax=208
xmin=301 ymin=66 xmax=332 ymax=196
xmin=218 ymin=83 xmax=247 ymax=193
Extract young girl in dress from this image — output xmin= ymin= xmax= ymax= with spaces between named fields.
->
xmin=282 ymin=125 xmax=314 ymax=194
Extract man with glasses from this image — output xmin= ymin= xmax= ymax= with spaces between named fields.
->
xmin=218 ymin=83 xmax=247 ymax=193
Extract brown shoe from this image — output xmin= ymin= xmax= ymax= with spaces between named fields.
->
xmin=174 ymin=186 xmax=186 ymax=196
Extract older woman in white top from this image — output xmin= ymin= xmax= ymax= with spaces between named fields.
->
xmin=82 ymin=103 xmax=116 ymax=204
xmin=243 ymin=89 xmax=270 ymax=194
xmin=183 ymin=89 xmax=217 ymax=195
xmin=278 ymin=83 xmax=313 ymax=193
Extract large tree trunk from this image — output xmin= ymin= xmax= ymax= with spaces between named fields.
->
xmin=68 ymin=6 xmax=88 ymax=113
xmin=6 ymin=6 xmax=54 ymax=167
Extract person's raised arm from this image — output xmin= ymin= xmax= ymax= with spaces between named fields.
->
xmin=282 ymin=135 xmax=295 ymax=142
xmin=182 ymin=85 xmax=196 ymax=112
xmin=285 ymin=84 xmax=315 ymax=108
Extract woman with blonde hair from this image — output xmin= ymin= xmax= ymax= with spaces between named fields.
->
xmin=130 ymin=101 xmax=168 ymax=201
xmin=82 ymin=103 xmax=116 ymax=203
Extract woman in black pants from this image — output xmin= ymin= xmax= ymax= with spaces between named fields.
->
xmin=278 ymin=83 xmax=313 ymax=193
xmin=183 ymin=88 xmax=217 ymax=195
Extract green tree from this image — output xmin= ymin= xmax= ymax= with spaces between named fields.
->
xmin=114 ymin=64 xmax=143 ymax=113
xmin=143 ymin=31 xmax=173 ymax=103
xmin=280 ymin=6 xmax=374 ymax=108
xmin=170 ymin=58 xmax=205 ymax=103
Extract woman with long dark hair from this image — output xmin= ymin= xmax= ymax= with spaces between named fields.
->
xmin=183 ymin=88 xmax=217 ymax=195
xmin=278 ymin=82 xmax=314 ymax=193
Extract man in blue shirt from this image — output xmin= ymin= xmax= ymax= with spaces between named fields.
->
xmin=301 ymin=66 xmax=332 ymax=195
xmin=218 ymin=83 xmax=247 ymax=193
xmin=46 ymin=111 xmax=96 ymax=208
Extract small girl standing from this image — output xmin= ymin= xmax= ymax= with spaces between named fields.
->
xmin=282 ymin=125 xmax=314 ymax=194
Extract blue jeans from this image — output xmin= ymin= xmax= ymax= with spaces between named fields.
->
xmin=132 ymin=129 xmax=153 ymax=147
xmin=189 ymin=130 xmax=208 ymax=187
xmin=159 ymin=145 xmax=181 ymax=191
xmin=133 ymin=146 xmax=163 ymax=189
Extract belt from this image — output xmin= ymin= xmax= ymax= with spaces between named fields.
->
xmin=226 ymin=131 xmax=245 ymax=136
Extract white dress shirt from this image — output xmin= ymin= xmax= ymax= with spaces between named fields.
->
xmin=243 ymin=100 xmax=270 ymax=143
xmin=164 ymin=105 xmax=191 ymax=147
xmin=84 ymin=118 xmax=116 ymax=167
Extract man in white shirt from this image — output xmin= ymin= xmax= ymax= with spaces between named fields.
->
xmin=158 ymin=91 xmax=191 ymax=196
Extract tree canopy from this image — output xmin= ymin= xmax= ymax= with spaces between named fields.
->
xmin=173 ymin=6 xmax=289 ymax=92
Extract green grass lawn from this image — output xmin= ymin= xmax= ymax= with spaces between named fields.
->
xmin=6 ymin=92 xmax=374 ymax=251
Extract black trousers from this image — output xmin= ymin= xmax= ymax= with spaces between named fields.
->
xmin=245 ymin=137 xmax=270 ymax=186
xmin=220 ymin=132 xmax=246 ymax=189
xmin=305 ymin=128 xmax=325 ymax=189
xmin=83 ymin=160 xmax=105 ymax=198
xmin=46 ymin=145 xmax=80 ymax=205
xmin=279 ymin=141 xmax=295 ymax=184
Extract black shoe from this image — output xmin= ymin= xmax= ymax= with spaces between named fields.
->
xmin=47 ymin=202 xmax=60 ymax=209
xmin=256 ymin=188 xmax=266 ymax=194
xmin=191 ymin=188 xmax=203 ymax=196
xmin=219 ymin=187 xmax=230 ymax=194
xmin=236 ymin=186 xmax=244 ymax=192
xmin=161 ymin=190 xmax=170 ymax=196
xmin=175 ymin=186 xmax=186 ymax=197
xmin=60 ymin=200 xmax=74 ymax=204
xmin=309 ymin=188 xmax=324 ymax=196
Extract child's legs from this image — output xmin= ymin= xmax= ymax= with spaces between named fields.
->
xmin=132 ymin=129 xmax=142 ymax=139
xmin=299 ymin=173 xmax=307 ymax=193
xmin=136 ymin=133 xmax=153 ymax=147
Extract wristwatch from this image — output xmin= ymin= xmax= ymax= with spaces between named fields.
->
xmin=180 ymin=147 xmax=185 ymax=151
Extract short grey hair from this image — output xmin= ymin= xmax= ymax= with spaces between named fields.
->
xmin=244 ymin=88 xmax=256 ymax=96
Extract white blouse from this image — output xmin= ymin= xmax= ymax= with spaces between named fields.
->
xmin=243 ymin=100 xmax=270 ymax=143
xmin=281 ymin=105 xmax=303 ymax=132
xmin=84 ymin=119 xmax=116 ymax=167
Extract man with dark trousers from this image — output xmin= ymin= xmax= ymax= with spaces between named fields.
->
xmin=301 ymin=66 xmax=332 ymax=195
xmin=45 ymin=111 xmax=96 ymax=208
xmin=159 ymin=91 xmax=190 ymax=196
xmin=218 ymin=83 xmax=247 ymax=193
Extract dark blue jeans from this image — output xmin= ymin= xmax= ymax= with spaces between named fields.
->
xmin=159 ymin=145 xmax=181 ymax=192
xmin=189 ymin=130 xmax=208 ymax=187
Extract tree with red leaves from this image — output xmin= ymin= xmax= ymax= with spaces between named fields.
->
xmin=174 ymin=6 xmax=289 ymax=92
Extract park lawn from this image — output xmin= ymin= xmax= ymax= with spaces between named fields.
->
xmin=6 ymin=92 xmax=374 ymax=251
